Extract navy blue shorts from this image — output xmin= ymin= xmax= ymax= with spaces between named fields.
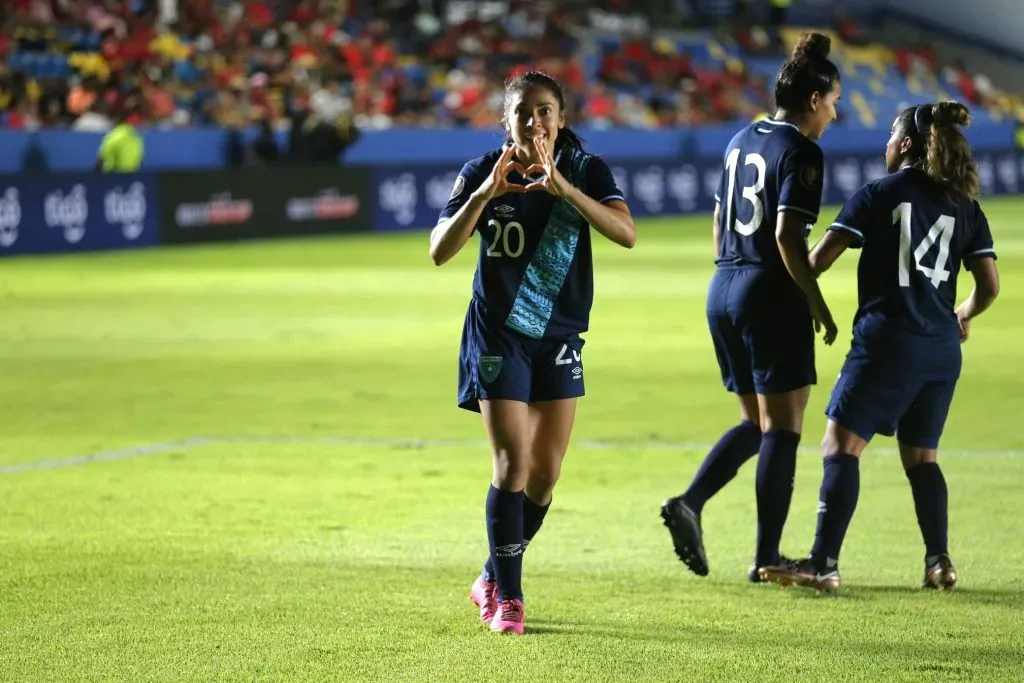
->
xmin=826 ymin=340 xmax=960 ymax=449
xmin=457 ymin=298 xmax=585 ymax=413
xmin=706 ymin=266 xmax=816 ymax=396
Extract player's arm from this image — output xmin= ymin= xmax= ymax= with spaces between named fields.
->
xmin=955 ymin=201 xmax=999 ymax=341
xmin=429 ymin=193 xmax=489 ymax=266
xmin=562 ymin=189 xmax=636 ymax=248
xmin=430 ymin=146 xmax=522 ymax=266
xmin=776 ymin=212 xmax=837 ymax=344
xmin=774 ymin=143 xmax=836 ymax=341
xmin=532 ymin=144 xmax=636 ymax=248
xmin=809 ymin=229 xmax=856 ymax=275
xmin=955 ymin=258 xmax=999 ymax=342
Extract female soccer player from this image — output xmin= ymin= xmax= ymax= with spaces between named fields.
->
xmin=760 ymin=102 xmax=999 ymax=593
xmin=429 ymin=71 xmax=636 ymax=634
xmin=661 ymin=33 xmax=840 ymax=581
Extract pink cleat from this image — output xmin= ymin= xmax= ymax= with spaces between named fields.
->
xmin=489 ymin=599 xmax=525 ymax=635
xmin=469 ymin=574 xmax=497 ymax=623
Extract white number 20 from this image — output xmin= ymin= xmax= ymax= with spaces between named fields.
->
xmin=486 ymin=219 xmax=525 ymax=258
xmin=894 ymin=202 xmax=954 ymax=289
xmin=723 ymin=148 xmax=767 ymax=236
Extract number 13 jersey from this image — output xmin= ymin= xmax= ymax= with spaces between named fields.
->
xmin=714 ymin=117 xmax=825 ymax=272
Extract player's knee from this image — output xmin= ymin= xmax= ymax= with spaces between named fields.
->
xmin=899 ymin=445 xmax=937 ymax=470
xmin=760 ymin=408 xmax=803 ymax=434
xmin=526 ymin=456 xmax=563 ymax=501
xmin=491 ymin=446 xmax=529 ymax=488
xmin=821 ymin=421 xmax=867 ymax=457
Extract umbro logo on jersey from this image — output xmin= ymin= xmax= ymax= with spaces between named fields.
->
xmin=495 ymin=204 xmax=515 ymax=217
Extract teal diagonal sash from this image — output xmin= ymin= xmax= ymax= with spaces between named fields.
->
xmin=505 ymin=148 xmax=591 ymax=339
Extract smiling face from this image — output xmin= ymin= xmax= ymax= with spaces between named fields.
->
xmin=504 ymin=83 xmax=565 ymax=160
xmin=805 ymin=81 xmax=841 ymax=141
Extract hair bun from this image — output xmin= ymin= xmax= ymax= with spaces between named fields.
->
xmin=932 ymin=101 xmax=971 ymax=127
xmin=792 ymin=32 xmax=831 ymax=61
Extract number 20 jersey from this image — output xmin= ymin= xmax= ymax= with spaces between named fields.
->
xmin=714 ymin=117 xmax=825 ymax=272
xmin=829 ymin=166 xmax=996 ymax=339
xmin=437 ymin=146 xmax=624 ymax=340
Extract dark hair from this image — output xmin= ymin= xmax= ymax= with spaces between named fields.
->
xmin=896 ymin=102 xmax=980 ymax=199
xmin=774 ymin=33 xmax=840 ymax=112
xmin=502 ymin=70 xmax=585 ymax=154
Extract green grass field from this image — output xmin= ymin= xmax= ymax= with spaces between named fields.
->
xmin=1 ymin=199 xmax=1023 ymax=682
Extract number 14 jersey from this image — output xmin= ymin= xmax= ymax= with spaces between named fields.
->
xmin=714 ymin=117 xmax=825 ymax=272
xmin=829 ymin=166 xmax=996 ymax=339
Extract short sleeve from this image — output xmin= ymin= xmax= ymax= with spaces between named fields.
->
xmin=828 ymin=183 xmax=875 ymax=249
xmin=778 ymin=143 xmax=824 ymax=224
xmin=713 ymin=166 xmax=725 ymax=205
xmin=437 ymin=159 xmax=487 ymax=224
xmin=964 ymin=199 xmax=997 ymax=269
xmin=584 ymin=155 xmax=626 ymax=204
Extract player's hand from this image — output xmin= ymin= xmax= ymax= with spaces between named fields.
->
xmin=522 ymin=136 xmax=570 ymax=198
xmin=810 ymin=300 xmax=838 ymax=346
xmin=956 ymin=306 xmax=971 ymax=343
xmin=475 ymin=144 xmax=529 ymax=201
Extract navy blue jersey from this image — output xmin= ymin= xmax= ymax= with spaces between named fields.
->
xmin=714 ymin=117 xmax=824 ymax=272
xmin=829 ymin=167 xmax=997 ymax=338
xmin=438 ymin=144 xmax=624 ymax=340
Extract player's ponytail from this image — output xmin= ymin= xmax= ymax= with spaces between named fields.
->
xmin=502 ymin=70 xmax=586 ymax=155
xmin=774 ymin=32 xmax=840 ymax=112
xmin=898 ymin=102 xmax=980 ymax=199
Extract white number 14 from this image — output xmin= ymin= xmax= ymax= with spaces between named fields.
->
xmin=894 ymin=202 xmax=954 ymax=289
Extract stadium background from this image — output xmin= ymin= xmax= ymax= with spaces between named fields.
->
xmin=1 ymin=0 xmax=1024 ymax=251
xmin=2 ymin=1 xmax=1023 ymax=681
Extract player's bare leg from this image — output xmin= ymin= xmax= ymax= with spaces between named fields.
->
xmin=761 ymin=421 xmax=867 ymax=594
xmin=901 ymin=443 xmax=957 ymax=590
xmin=525 ymin=398 xmax=577 ymax=507
xmin=476 ymin=399 xmax=530 ymax=633
xmin=662 ymin=394 xmax=761 ymax=577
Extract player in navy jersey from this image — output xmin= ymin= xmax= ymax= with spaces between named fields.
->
xmin=760 ymin=102 xmax=1000 ymax=593
xmin=661 ymin=33 xmax=841 ymax=581
xmin=429 ymin=71 xmax=636 ymax=634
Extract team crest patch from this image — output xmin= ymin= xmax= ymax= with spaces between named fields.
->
xmin=450 ymin=176 xmax=466 ymax=199
xmin=479 ymin=356 xmax=503 ymax=384
xmin=799 ymin=164 xmax=820 ymax=190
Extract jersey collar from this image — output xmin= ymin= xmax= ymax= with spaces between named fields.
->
xmin=759 ymin=116 xmax=802 ymax=134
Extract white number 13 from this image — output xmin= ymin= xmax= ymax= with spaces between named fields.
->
xmin=724 ymin=148 xmax=767 ymax=236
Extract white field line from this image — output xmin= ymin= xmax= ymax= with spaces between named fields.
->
xmin=0 ymin=435 xmax=1021 ymax=476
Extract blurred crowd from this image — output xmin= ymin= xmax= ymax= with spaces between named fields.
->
xmin=0 ymin=0 xmax=780 ymax=137
xmin=0 ymin=0 xmax=1021 ymax=140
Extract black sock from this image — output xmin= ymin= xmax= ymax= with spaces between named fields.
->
xmin=483 ymin=495 xmax=550 ymax=580
xmin=682 ymin=421 xmax=762 ymax=516
xmin=755 ymin=429 xmax=801 ymax=566
xmin=485 ymin=485 xmax=525 ymax=602
xmin=810 ymin=453 xmax=861 ymax=570
xmin=906 ymin=462 xmax=949 ymax=560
